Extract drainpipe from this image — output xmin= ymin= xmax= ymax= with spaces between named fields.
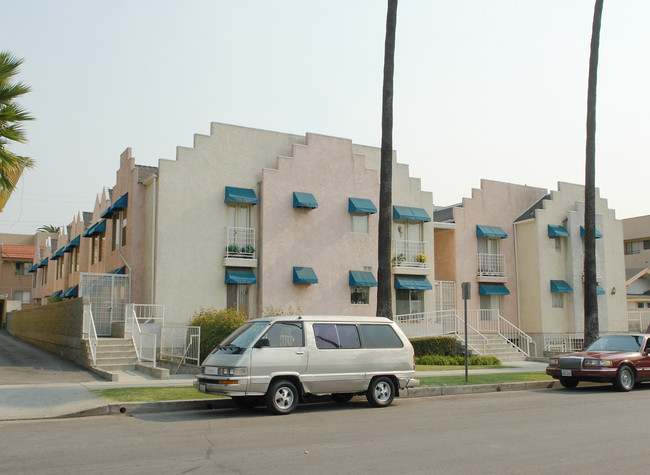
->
xmin=118 ymin=247 xmax=132 ymax=303
xmin=514 ymin=221 xmax=521 ymax=329
xmin=142 ymin=174 xmax=158 ymax=305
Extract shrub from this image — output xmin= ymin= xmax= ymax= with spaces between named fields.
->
xmin=409 ymin=336 xmax=457 ymax=357
xmin=189 ymin=306 xmax=248 ymax=362
xmin=415 ymin=355 xmax=502 ymax=366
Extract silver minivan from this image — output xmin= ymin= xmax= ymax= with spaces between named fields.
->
xmin=194 ymin=315 xmax=418 ymax=414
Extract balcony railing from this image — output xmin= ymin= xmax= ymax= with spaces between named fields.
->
xmin=393 ymin=240 xmax=430 ymax=268
xmin=628 ymin=310 xmax=650 ymax=333
xmin=477 ymin=253 xmax=505 ymax=277
xmin=225 ymin=227 xmax=256 ymax=259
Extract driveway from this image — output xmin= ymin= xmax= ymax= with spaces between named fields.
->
xmin=0 ymin=330 xmax=102 ymax=385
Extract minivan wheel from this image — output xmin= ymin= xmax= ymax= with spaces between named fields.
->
xmin=265 ymin=380 xmax=299 ymax=415
xmin=330 ymin=393 xmax=354 ymax=403
xmin=366 ymin=376 xmax=395 ymax=408
xmin=231 ymin=396 xmax=261 ymax=409
xmin=614 ymin=366 xmax=635 ymax=392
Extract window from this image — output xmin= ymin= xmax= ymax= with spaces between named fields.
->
xmin=552 ymin=293 xmax=564 ymax=309
xmin=68 ymin=247 xmax=79 ymax=274
xmin=98 ymin=233 xmax=104 ymax=262
xmin=13 ymin=290 xmax=31 ymax=304
xmin=14 ymin=263 xmax=30 ymax=276
xmin=228 ymin=203 xmax=251 ymax=228
xmin=359 ymin=324 xmax=404 ymax=348
xmin=263 ymin=322 xmax=304 ymax=347
xmin=480 ymin=294 xmax=503 ymax=318
xmin=90 ymin=237 xmax=97 ymax=265
xmin=350 ymin=213 xmax=369 ymax=234
xmin=314 ymin=324 xmax=361 ymax=349
xmin=55 ymin=259 xmax=63 ymax=280
xmin=394 ymin=220 xmax=423 ymax=242
xmin=625 ymin=241 xmax=644 ymax=255
xmin=227 ymin=283 xmax=249 ymax=315
xmin=351 ymin=286 xmax=369 ymax=305
xmin=121 ymin=210 xmax=127 ymax=247
xmin=638 ymin=302 xmax=646 ymax=309
xmin=645 ymin=240 xmax=650 ymax=250
xmin=41 ymin=267 xmax=47 ymax=285
xmin=396 ymin=289 xmax=424 ymax=315
xmin=478 ymin=236 xmax=500 ymax=255
xmin=112 ymin=214 xmax=119 ymax=251
xmin=551 ymin=237 xmax=562 ymax=252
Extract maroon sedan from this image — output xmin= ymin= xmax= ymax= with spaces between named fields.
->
xmin=546 ymin=334 xmax=650 ymax=391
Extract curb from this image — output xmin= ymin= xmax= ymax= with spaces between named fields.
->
xmin=107 ymin=398 xmax=232 ymax=416
xmin=405 ymin=380 xmax=559 ymax=398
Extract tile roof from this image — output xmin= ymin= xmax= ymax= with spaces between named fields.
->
xmin=1 ymin=244 xmax=35 ymax=260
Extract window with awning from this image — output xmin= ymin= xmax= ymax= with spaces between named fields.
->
xmin=64 ymin=235 xmax=81 ymax=253
xmin=293 ymin=192 xmax=318 ymax=209
xmin=478 ymin=283 xmax=510 ymax=295
xmin=101 ymin=193 xmax=128 ymax=218
xmin=83 ymin=220 xmax=106 ymax=238
xmin=550 ymin=280 xmax=572 ymax=293
xmin=293 ymin=267 xmax=318 ymax=284
xmin=476 ymin=225 xmax=508 ymax=238
xmin=580 ymin=226 xmax=603 ymax=239
xmin=393 ymin=206 xmax=431 ymax=222
xmin=349 ymin=271 xmax=378 ymax=287
xmin=225 ymin=268 xmax=257 ymax=285
xmin=394 ymin=276 xmax=432 ymax=290
xmin=349 ymin=198 xmax=377 ymax=214
xmin=548 ymin=225 xmax=569 ymax=238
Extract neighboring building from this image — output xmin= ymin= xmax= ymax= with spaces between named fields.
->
xmin=623 ymin=215 xmax=650 ymax=269
xmin=623 ymin=215 xmax=650 ymax=331
xmin=514 ymin=182 xmax=627 ymax=352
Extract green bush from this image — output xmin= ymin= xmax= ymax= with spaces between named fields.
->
xmin=416 ymin=355 xmax=502 ymax=366
xmin=409 ymin=336 xmax=457 ymax=357
xmin=189 ymin=306 xmax=248 ymax=363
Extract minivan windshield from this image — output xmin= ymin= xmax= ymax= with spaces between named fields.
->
xmin=586 ymin=335 xmax=643 ymax=352
xmin=211 ymin=320 xmax=270 ymax=355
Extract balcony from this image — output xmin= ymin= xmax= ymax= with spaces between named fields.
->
xmin=392 ymin=240 xmax=430 ymax=269
xmin=477 ymin=253 xmax=505 ymax=278
xmin=224 ymin=227 xmax=257 ymax=267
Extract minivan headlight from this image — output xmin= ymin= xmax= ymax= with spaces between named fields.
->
xmin=204 ymin=366 xmax=247 ymax=376
xmin=583 ymin=359 xmax=612 ymax=367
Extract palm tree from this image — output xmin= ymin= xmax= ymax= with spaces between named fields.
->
xmin=37 ymin=224 xmax=60 ymax=233
xmin=584 ymin=0 xmax=604 ymax=347
xmin=377 ymin=0 xmax=398 ymax=319
xmin=0 ymin=51 xmax=34 ymax=193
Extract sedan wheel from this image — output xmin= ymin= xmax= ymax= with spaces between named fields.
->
xmin=559 ymin=377 xmax=579 ymax=389
xmin=614 ymin=366 xmax=635 ymax=392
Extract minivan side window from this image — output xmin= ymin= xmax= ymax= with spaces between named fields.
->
xmin=264 ymin=322 xmax=304 ymax=347
xmin=359 ymin=324 xmax=404 ymax=349
xmin=314 ymin=324 xmax=361 ymax=349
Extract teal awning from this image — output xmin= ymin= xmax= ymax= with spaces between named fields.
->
xmin=50 ymin=248 xmax=65 ymax=261
xmin=225 ymin=268 xmax=257 ymax=285
xmin=349 ymin=271 xmax=378 ymax=287
xmin=596 ymin=285 xmax=606 ymax=295
xmin=37 ymin=258 xmax=48 ymax=268
xmin=476 ymin=225 xmax=508 ymax=238
xmin=550 ymin=280 xmax=573 ymax=293
xmin=83 ymin=220 xmax=105 ymax=237
xmin=293 ymin=267 xmax=318 ymax=284
xmin=225 ymin=186 xmax=258 ymax=205
xmin=580 ymin=226 xmax=603 ymax=239
xmin=393 ymin=206 xmax=431 ymax=222
xmin=548 ymin=225 xmax=569 ymax=238
xmin=51 ymin=290 xmax=63 ymax=299
xmin=101 ymin=193 xmax=128 ymax=218
xmin=479 ymin=283 xmax=510 ymax=295
xmin=62 ymin=285 xmax=78 ymax=298
xmin=28 ymin=264 xmax=38 ymax=273
xmin=64 ymin=235 xmax=81 ymax=253
xmin=293 ymin=192 xmax=318 ymax=209
xmin=108 ymin=266 xmax=126 ymax=275
xmin=394 ymin=276 xmax=432 ymax=290
xmin=349 ymin=198 xmax=377 ymax=214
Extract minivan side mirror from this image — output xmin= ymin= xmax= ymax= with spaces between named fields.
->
xmin=254 ymin=338 xmax=270 ymax=348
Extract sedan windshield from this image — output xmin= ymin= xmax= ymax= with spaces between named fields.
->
xmin=586 ymin=335 xmax=643 ymax=352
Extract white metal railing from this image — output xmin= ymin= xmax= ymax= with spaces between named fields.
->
xmin=454 ymin=315 xmax=488 ymax=356
xmin=392 ymin=240 xmax=430 ymax=268
xmin=83 ymin=303 xmax=98 ymax=366
xmin=132 ymin=303 xmax=165 ymax=324
xmin=160 ymin=325 xmax=201 ymax=367
xmin=226 ymin=226 xmax=256 ymax=258
xmin=628 ymin=310 xmax=650 ymax=333
xmin=468 ymin=310 xmax=535 ymax=356
xmin=477 ymin=253 xmax=506 ymax=277
xmin=395 ymin=310 xmax=456 ymax=338
xmin=125 ymin=304 xmax=157 ymax=366
xmin=543 ymin=334 xmax=585 ymax=353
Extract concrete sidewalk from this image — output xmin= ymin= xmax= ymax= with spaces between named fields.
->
xmin=0 ymin=362 xmax=551 ymax=422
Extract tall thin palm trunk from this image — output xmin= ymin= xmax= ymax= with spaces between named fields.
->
xmin=584 ymin=0 xmax=604 ymax=347
xmin=377 ymin=0 xmax=398 ymax=319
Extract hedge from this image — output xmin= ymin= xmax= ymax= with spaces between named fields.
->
xmin=189 ymin=306 xmax=248 ymax=363
xmin=416 ymin=355 xmax=502 ymax=366
xmin=409 ymin=336 xmax=457 ymax=357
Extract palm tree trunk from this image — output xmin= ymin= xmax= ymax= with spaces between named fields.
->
xmin=377 ymin=0 xmax=398 ymax=319
xmin=584 ymin=0 xmax=604 ymax=347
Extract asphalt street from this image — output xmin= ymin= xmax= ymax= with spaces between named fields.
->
xmin=2 ymin=385 xmax=648 ymax=474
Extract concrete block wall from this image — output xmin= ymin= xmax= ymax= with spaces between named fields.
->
xmin=6 ymin=298 xmax=91 ymax=367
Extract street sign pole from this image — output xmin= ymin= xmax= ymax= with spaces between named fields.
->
xmin=462 ymin=282 xmax=471 ymax=382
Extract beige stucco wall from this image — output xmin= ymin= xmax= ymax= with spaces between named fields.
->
xmin=433 ymin=228 xmax=456 ymax=282
xmin=154 ymin=123 xmax=305 ymax=324
xmin=515 ymin=182 xmax=627 ymax=349
xmin=448 ymin=180 xmax=548 ymax=325
xmin=623 ymin=215 xmax=650 ymax=269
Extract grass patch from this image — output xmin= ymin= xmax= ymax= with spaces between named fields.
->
xmin=91 ymin=386 xmax=225 ymax=403
xmin=418 ymin=372 xmax=553 ymax=387
xmin=415 ymin=364 xmax=509 ymax=372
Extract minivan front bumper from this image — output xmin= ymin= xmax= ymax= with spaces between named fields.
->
xmin=195 ymin=375 xmax=254 ymax=396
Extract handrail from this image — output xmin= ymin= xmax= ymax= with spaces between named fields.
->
xmin=174 ymin=334 xmax=201 ymax=374
xmin=497 ymin=315 xmax=536 ymax=357
xmin=127 ymin=304 xmax=157 ymax=366
xmin=454 ymin=315 xmax=488 ymax=356
xmin=83 ymin=304 xmax=98 ymax=366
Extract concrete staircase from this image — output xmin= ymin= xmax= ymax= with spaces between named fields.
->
xmin=94 ymin=338 xmax=139 ymax=371
xmin=481 ymin=333 xmax=527 ymax=362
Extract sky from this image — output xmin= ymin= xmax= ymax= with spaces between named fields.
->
xmin=1 ymin=0 xmax=649 ymax=235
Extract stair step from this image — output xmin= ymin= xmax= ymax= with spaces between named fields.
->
xmin=98 ymin=364 xmax=137 ymax=371
xmin=95 ymin=356 xmax=139 ymax=366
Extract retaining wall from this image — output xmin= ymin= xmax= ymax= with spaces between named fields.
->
xmin=6 ymin=298 xmax=92 ymax=368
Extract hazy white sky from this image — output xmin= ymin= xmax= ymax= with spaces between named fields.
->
xmin=1 ymin=0 xmax=648 ymax=235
